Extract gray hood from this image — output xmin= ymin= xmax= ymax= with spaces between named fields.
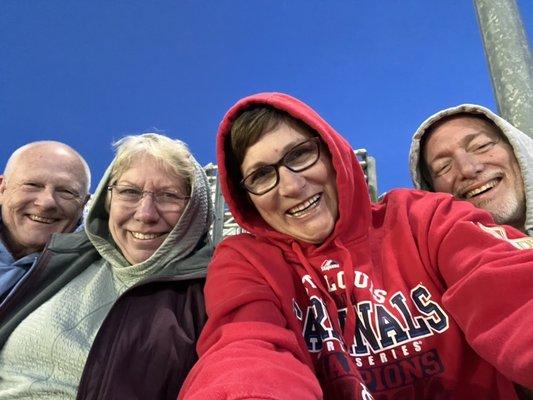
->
xmin=409 ymin=104 xmax=533 ymax=235
xmin=84 ymin=151 xmax=214 ymax=285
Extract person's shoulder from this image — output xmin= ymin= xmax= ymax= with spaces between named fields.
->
xmin=215 ymin=233 xmax=275 ymax=256
xmin=217 ymin=232 xmax=255 ymax=245
xmin=377 ymin=188 xmax=455 ymax=209
xmin=47 ymin=229 xmax=92 ymax=252
xmin=216 ymin=232 xmax=254 ymax=249
xmin=212 ymin=233 xmax=290 ymax=271
xmin=373 ymin=188 xmax=481 ymax=226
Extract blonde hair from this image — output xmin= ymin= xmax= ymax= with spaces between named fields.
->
xmin=109 ymin=133 xmax=195 ymax=195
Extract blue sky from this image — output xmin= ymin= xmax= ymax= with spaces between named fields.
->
xmin=1 ymin=1 xmax=532 ymax=194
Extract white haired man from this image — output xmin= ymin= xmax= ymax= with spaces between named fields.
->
xmin=0 ymin=141 xmax=90 ymax=300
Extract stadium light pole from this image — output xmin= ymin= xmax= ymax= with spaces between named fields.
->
xmin=474 ymin=0 xmax=533 ymax=138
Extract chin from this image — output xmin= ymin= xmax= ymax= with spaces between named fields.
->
xmin=299 ymin=227 xmax=334 ymax=244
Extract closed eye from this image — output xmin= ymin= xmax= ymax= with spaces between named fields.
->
xmin=472 ymin=141 xmax=495 ymax=153
xmin=57 ymin=188 xmax=79 ymax=199
xmin=21 ymin=182 xmax=43 ymax=191
xmin=433 ymin=162 xmax=451 ymax=177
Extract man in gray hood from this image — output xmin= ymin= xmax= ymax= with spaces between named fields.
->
xmin=409 ymin=104 xmax=533 ymax=236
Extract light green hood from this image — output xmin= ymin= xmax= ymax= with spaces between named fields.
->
xmin=84 ymin=152 xmax=214 ymax=284
xmin=409 ymin=104 xmax=533 ymax=236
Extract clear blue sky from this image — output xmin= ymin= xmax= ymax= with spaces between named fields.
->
xmin=1 ymin=1 xmax=532 ymax=194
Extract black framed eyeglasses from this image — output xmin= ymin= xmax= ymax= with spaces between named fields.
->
xmin=241 ymin=137 xmax=321 ymax=195
xmin=107 ymin=184 xmax=190 ymax=212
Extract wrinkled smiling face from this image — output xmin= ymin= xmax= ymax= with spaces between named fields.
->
xmin=108 ymin=155 xmax=188 ymax=265
xmin=0 ymin=146 xmax=87 ymax=259
xmin=240 ymin=122 xmax=338 ymax=244
xmin=424 ymin=116 xmax=525 ymax=229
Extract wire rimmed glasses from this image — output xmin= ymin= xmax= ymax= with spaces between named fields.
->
xmin=107 ymin=184 xmax=190 ymax=212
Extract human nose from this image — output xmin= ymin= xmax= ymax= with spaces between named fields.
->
xmin=456 ymin=153 xmax=484 ymax=179
xmin=33 ymin=187 xmax=58 ymax=209
xmin=133 ymin=194 xmax=159 ymax=223
xmin=277 ymin=166 xmax=305 ymax=197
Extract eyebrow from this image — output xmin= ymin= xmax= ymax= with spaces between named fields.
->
xmin=114 ymin=180 xmax=139 ymax=187
xmin=114 ymin=181 xmax=177 ymax=191
xmin=427 ymin=132 xmax=481 ymax=165
xmin=56 ymin=184 xmax=81 ymax=193
xmin=243 ymin=138 xmax=309 ymax=174
xmin=20 ymin=178 xmax=81 ymax=191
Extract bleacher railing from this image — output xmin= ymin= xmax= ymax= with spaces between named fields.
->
xmin=205 ymin=149 xmax=377 ymax=245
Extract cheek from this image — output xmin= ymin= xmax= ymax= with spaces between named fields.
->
xmin=5 ymin=195 xmax=26 ymax=210
xmin=64 ymin=203 xmax=83 ymax=220
xmin=324 ymin=166 xmax=337 ymax=192
xmin=326 ymin=183 xmax=339 ymax=211
xmin=491 ymin=146 xmax=515 ymax=169
xmin=108 ymin=218 xmax=117 ymax=237
xmin=108 ymin=208 xmax=127 ymax=235
xmin=166 ymin=213 xmax=183 ymax=228
xmin=509 ymin=161 xmax=524 ymax=188
xmin=249 ymin=194 xmax=277 ymax=219
xmin=108 ymin=218 xmax=127 ymax=251
xmin=432 ymin=176 xmax=454 ymax=193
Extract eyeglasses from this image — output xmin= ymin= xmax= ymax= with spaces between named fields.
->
xmin=107 ymin=184 xmax=190 ymax=212
xmin=241 ymin=137 xmax=321 ymax=195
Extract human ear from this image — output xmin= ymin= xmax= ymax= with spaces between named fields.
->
xmin=0 ymin=175 xmax=6 ymax=204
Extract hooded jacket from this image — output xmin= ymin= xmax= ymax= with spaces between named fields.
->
xmin=409 ymin=104 xmax=533 ymax=236
xmin=179 ymin=93 xmax=533 ymax=400
xmin=0 ymin=145 xmax=213 ymax=399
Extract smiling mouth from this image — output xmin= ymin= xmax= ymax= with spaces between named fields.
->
xmin=459 ymin=178 xmax=501 ymax=200
xmin=130 ymin=231 xmax=164 ymax=240
xmin=287 ymin=194 xmax=321 ymax=217
xmin=28 ymin=214 xmax=56 ymax=224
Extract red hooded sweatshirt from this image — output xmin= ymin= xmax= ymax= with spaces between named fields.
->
xmin=179 ymin=93 xmax=533 ymax=400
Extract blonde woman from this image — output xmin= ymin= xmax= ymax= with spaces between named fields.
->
xmin=0 ymin=133 xmax=213 ymax=399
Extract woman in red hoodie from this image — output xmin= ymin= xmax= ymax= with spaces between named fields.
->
xmin=179 ymin=93 xmax=533 ymax=400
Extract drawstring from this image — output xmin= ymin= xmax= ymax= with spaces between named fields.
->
xmin=335 ymin=238 xmax=357 ymax=349
xmin=291 ymin=241 xmax=340 ymax=322
xmin=291 ymin=240 xmax=372 ymax=400
xmin=291 ymin=240 xmax=355 ymax=352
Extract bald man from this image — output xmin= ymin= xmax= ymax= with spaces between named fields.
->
xmin=0 ymin=141 xmax=91 ymax=300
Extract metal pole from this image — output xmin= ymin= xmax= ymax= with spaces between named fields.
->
xmin=474 ymin=0 xmax=533 ymax=138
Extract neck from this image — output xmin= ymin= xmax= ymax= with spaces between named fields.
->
xmin=507 ymin=213 xmax=526 ymax=233
xmin=0 ymin=226 xmax=39 ymax=260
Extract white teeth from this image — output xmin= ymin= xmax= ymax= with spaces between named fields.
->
xmin=464 ymin=180 xmax=498 ymax=199
xmin=287 ymin=194 xmax=321 ymax=217
xmin=28 ymin=215 xmax=55 ymax=224
xmin=130 ymin=231 xmax=162 ymax=240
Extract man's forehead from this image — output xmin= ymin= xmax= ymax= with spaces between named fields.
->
xmin=422 ymin=115 xmax=504 ymax=164
xmin=429 ymin=115 xmax=502 ymax=140
xmin=9 ymin=167 xmax=82 ymax=187
xmin=7 ymin=150 xmax=84 ymax=188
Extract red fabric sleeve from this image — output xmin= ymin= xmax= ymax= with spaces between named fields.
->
xmin=416 ymin=195 xmax=533 ymax=389
xmin=178 ymin=240 xmax=323 ymax=400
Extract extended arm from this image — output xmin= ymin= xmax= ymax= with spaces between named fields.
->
xmin=179 ymin=239 xmax=323 ymax=400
